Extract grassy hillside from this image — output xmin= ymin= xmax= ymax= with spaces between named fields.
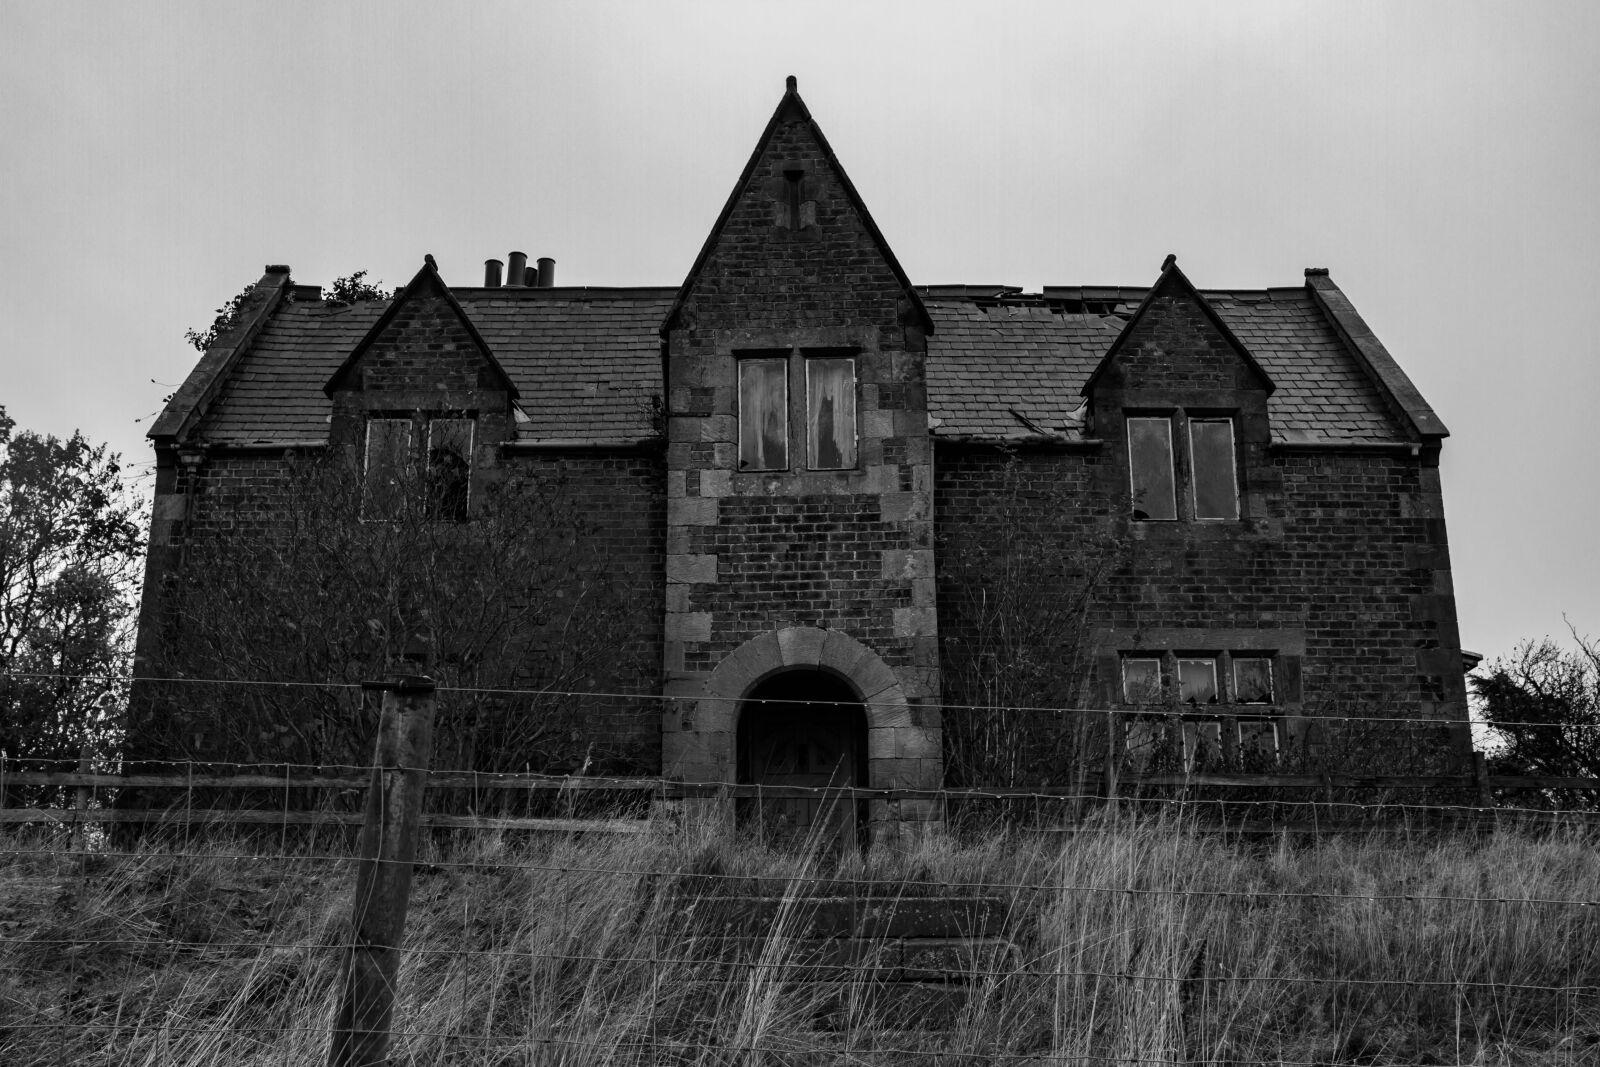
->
xmin=2 ymin=816 xmax=1597 ymax=1065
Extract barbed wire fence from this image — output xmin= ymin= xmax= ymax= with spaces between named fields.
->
xmin=2 ymin=671 xmax=1598 ymax=1065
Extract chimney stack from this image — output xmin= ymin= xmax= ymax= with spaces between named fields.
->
xmin=506 ymin=251 xmax=528 ymax=287
xmin=536 ymin=257 xmax=555 ymax=288
xmin=484 ymin=259 xmax=503 ymax=287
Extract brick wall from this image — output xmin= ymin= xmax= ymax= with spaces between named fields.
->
xmin=660 ymin=99 xmax=942 ymax=797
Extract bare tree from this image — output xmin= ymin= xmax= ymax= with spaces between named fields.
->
xmin=937 ymin=452 xmax=1127 ymax=789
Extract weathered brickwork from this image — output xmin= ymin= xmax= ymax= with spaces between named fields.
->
xmin=936 ymin=445 xmax=1463 ymax=764
xmin=133 ymin=81 xmax=1470 ymax=814
xmin=934 ymin=268 xmax=1466 ymax=776
xmin=660 ymin=88 xmax=942 ymax=811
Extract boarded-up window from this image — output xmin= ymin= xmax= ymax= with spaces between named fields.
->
xmin=1189 ymin=418 xmax=1238 ymax=520
xmin=806 ymin=356 xmax=856 ymax=470
xmin=1122 ymin=657 xmax=1163 ymax=703
xmin=363 ymin=418 xmax=413 ymax=521
xmin=1232 ymin=657 xmax=1274 ymax=703
xmin=1127 ymin=417 xmax=1177 ymax=520
xmin=738 ymin=358 xmax=788 ymax=471
xmin=426 ymin=418 xmax=474 ymax=521
xmin=1178 ymin=657 xmax=1218 ymax=705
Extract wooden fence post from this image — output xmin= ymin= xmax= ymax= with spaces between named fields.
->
xmin=329 ymin=675 xmax=436 ymax=1067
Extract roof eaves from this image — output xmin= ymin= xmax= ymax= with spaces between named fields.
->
xmin=149 ymin=265 xmax=294 ymax=445
xmin=1304 ymin=270 xmax=1448 ymax=439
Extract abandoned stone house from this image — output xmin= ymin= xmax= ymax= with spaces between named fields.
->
xmin=132 ymin=78 xmax=1468 ymax=832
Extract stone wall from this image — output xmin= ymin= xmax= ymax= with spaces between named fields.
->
xmin=659 ymin=96 xmax=942 ymax=807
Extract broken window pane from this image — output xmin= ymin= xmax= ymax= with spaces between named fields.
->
xmin=1122 ymin=658 xmax=1163 ymax=703
xmin=1232 ymin=657 xmax=1274 ymax=703
xmin=806 ymin=357 xmax=856 ymax=470
xmin=1182 ymin=720 xmax=1223 ymax=770
xmin=1237 ymin=720 xmax=1280 ymax=768
xmin=739 ymin=358 xmax=788 ymax=471
xmin=363 ymin=418 xmax=413 ymax=521
xmin=1123 ymin=717 xmax=1166 ymax=773
xmin=1178 ymin=658 xmax=1218 ymax=705
xmin=426 ymin=418 xmax=474 ymax=521
xmin=1127 ymin=417 xmax=1176 ymax=520
xmin=1189 ymin=418 xmax=1238 ymax=520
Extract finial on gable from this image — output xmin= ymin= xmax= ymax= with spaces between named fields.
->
xmin=1161 ymin=253 xmax=1177 ymax=272
xmin=424 ymin=253 xmax=438 ymax=272
xmin=786 ymin=74 xmax=797 ymax=93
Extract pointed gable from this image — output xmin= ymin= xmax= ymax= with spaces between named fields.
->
xmin=662 ymin=75 xmax=932 ymax=336
xmin=1082 ymin=255 xmax=1274 ymax=398
xmin=324 ymin=255 xmax=517 ymax=399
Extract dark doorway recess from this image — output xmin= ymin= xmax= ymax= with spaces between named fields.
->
xmin=736 ymin=670 xmax=867 ymax=849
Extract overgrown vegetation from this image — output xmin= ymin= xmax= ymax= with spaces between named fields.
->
xmin=937 ymin=452 xmax=1129 ymax=788
xmin=133 ymin=448 xmax=655 ymax=784
xmin=3 ymin=819 xmax=1596 ymax=1065
xmin=183 ymin=284 xmax=260 ymax=353
xmin=1474 ymin=630 xmax=1600 ymax=809
xmin=323 ymin=270 xmax=390 ymax=304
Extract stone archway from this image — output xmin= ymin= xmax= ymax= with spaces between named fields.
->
xmin=664 ymin=626 xmax=942 ymax=838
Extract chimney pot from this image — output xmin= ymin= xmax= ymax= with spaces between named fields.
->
xmin=536 ymin=257 xmax=556 ymax=288
xmin=507 ymin=251 xmax=528 ymax=287
xmin=523 ymin=266 xmax=537 ymax=286
xmin=484 ymin=259 xmax=503 ymax=287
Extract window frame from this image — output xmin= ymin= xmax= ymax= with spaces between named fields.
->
xmin=804 ymin=353 xmax=857 ymax=471
xmin=1125 ymin=410 xmax=1240 ymax=522
xmin=361 ymin=412 xmax=477 ymax=522
xmin=425 ymin=417 xmax=475 ymax=522
xmin=735 ymin=347 xmax=860 ymax=474
xmin=737 ymin=355 xmax=790 ymax=472
xmin=1126 ymin=416 xmax=1178 ymax=521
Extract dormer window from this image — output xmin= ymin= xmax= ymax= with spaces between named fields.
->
xmin=1127 ymin=413 xmax=1238 ymax=521
xmin=363 ymin=414 xmax=474 ymax=521
xmin=737 ymin=348 xmax=858 ymax=472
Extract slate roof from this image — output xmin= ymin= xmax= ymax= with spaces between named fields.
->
xmin=196 ymin=288 xmax=673 ymax=445
xmin=189 ymin=281 xmax=1412 ymax=447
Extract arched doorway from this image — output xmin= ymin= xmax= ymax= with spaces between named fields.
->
xmin=736 ymin=669 xmax=867 ymax=848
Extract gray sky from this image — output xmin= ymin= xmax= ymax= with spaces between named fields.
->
xmin=2 ymin=0 xmax=1595 ymax=664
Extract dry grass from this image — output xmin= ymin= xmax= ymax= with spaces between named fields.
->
xmin=2 ymin=814 xmax=1598 ymax=1065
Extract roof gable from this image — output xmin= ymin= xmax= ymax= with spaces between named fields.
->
xmin=1304 ymin=269 xmax=1447 ymax=439
xmin=661 ymin=76 xmax=931 ymax=335
xmin=149 ymin=265 xmax=294 ymax=444
xmin=1082 ymin=255 xmax=1275 ymax=398
xmin=323 ymin=256 xmax=518 ymax=398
